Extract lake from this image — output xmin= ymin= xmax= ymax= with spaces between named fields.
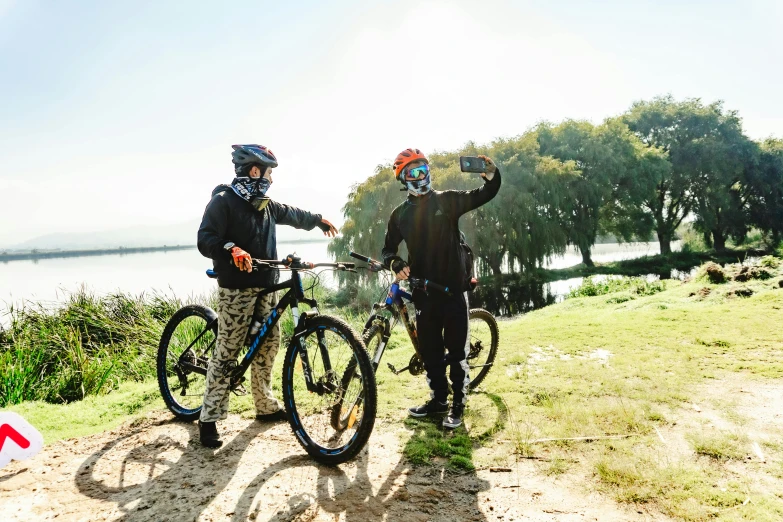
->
xmin=0 ymin=240 xmax=679 ymax=319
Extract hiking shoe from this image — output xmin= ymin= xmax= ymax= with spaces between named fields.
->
xmin=198 ymin=420 xmax=223 ymax=448
xmin=255 ymin=409 xmax=287 ymax=422
xmin=442 ymin=405 xmax=464 ymax=429
xmin=408 ymin=399 xmax=449 ymax=418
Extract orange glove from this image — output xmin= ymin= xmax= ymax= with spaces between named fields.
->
xmin=231 ymin=246 xmax=253 ymax=273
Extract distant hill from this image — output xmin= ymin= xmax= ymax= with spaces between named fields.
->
xmin=4 ymin=221 xmax=326 ymax=251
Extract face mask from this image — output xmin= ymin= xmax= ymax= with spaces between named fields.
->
xmin=404 ymin=170 xmax=431 ymax=196
xmin=231 ymin=176 xmax=271 ymax=203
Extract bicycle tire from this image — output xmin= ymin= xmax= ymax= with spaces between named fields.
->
xmin=467 ymin=308 xmax=499 ymax=390
xmin=362 ymin=322 xmax=385 ymax=363
xmin=330 ymin=322 xmax=385 ymax=431
xmin=282 ymin=315 xmax=377 ymax=465
xmin=157 ymin=304 xmax=217 ymax=421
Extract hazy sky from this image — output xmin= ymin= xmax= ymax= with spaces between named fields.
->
xmin=1 ymin=0 xmax=781 ymax=247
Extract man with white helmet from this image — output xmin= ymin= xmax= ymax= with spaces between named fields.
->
xmin=196 ymin=144 xmax=338 ymax=448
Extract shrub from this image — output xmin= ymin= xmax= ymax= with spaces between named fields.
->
xmin=759 ymin=255 xmax=780 ymax=269
xmin=733 ymin=266 xmax=772 ymax=282
xmin=696 ymin=262 xmax=726 ymax=284
xmin=0 ymin=289 xmax=182 ymax=406
xmin=567 ymin=276 xmax=666 ymax=299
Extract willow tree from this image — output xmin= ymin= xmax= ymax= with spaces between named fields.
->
xmin=488 ymin=133 xmax=575 ymax=272
xmin=327 ymin=164 xmax=405 ymax=279
xmin=537 ymin=121 xmax=617 ymax=266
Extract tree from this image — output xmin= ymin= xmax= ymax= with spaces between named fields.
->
xmin=622 ymin=95 xmax=749 ymax=253
xmin=489 ymin=134 xmax=575 ymax=272
xmin=686 ymin=106 xmax=750 ymax=250
xmin=745 ymin=138 xmax=783 ymax=244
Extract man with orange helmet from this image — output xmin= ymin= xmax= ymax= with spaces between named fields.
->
xmin=382 ymin=148 xmax=501 ymax=428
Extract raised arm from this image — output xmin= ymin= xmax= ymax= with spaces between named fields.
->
xmin=442 ymin=167 xmax=502 ymax=218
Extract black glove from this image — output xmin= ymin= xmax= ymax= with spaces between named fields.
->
xmin=390 ymin=258 xmax=409 ymax=274
xmin=316 ymin=221 xmax=331 ymax=233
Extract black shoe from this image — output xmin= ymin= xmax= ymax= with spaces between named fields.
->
xmin=408 ymin=399 xmax=449 ymax=418
xmin=198 ymin=420 xmax=223 ymax=448
xmin=255 ymin=409 xmax=287 ymax=422
xmin=442 ymin=405 xmax=464 ymax=429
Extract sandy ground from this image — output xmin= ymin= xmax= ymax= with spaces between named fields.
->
xmin=0 ymin=414 xmax=662 ymax=522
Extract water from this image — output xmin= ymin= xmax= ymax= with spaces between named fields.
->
xmin=0 ymin=241 xmax=335 ymax=313
xmin=0 ymin=240 xmax=682 ymax=319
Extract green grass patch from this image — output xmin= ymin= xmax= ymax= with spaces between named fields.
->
xmin=566 ymin=275 xmax=667 ymax=299
xmin=688 ymin=432 xmax=749 ymax=461
xmin=3 ymin=380 xmax=163 ymax=443
xmin=402 ymin=418 xmax=475 ymax=470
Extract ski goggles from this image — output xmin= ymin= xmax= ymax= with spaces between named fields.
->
xmin=403 ymin=164 xmax=430 ymax=181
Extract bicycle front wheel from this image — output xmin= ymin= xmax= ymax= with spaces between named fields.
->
xmin=157 ymin=304 xmax=217 ymax=421
xmin=467 ymin=308 xmax=499 ymax=390
xmin=282 ymin=315 xmax=376 ymax=465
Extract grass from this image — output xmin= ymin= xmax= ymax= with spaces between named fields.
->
xmin=4 ymin=380 xmax=164 ymax=443
xmin=0 ymin=289 xmax=183 ymax=406
xmin=566 ymin=275 xmax=667 ymax=299
xmin=688 ymin=432 xmax=749 ymax=461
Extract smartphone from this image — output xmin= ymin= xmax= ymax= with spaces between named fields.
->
xmin=459 ymin=156 xmax=487 ymax=173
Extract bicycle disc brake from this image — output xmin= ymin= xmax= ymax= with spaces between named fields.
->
xmin=468 ymin=340 xmax=483 ymax=359
xmin=316 ymin=369 xmax=338 ymax=395
xmin=175 ymin=349 xmax=196 ymax=396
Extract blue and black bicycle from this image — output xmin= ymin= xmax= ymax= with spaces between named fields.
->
xmin=156 ymin=254 xmax=376 ymax=465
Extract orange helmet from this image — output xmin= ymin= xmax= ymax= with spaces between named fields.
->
xmin=393 ymin=148 xmax=428 ymax=179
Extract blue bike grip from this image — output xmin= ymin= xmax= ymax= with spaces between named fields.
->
xmin=423 ymin=279 xmax=450 ymax=295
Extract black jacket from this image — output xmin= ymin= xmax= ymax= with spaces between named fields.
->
xmin=382 ymin=171 xmax=501 ymax=292
xmin=197 ymin=185 xmax=323 ymax=289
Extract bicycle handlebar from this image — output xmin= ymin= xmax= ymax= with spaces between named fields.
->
xmin=408 ymin=277 xmax=451 ymax=296
xmin=253 ymin=258 xmax=356 ymax=271
xmin=349 ymin=251 xmax=388 ymax=271
xmin=349 ymin=251 xmax=451 ymax=296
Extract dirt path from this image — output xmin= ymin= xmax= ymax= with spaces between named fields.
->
xmin=0 ymin=414 xmax=657 ymax=522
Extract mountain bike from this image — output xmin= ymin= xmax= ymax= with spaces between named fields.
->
xmin=156 ymin=254 xmax=376 ymax=465
xmin=345 ymin=251 xmax=499 ymax=395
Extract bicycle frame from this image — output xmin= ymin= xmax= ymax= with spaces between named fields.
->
xmin=363 ymin=279 xmax=424 ymax=375
xmin=178 ymin=264 xmax=336 ymax=396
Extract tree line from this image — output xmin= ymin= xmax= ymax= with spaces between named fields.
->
xmin=329 ymin=95 xmax=783 ymax=276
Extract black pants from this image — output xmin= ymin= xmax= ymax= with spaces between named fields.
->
xmin=414 ymin=290 xmax=470 ymax=407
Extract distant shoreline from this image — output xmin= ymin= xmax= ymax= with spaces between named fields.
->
xmin=0 ymin=238 xmax=331 ymax=263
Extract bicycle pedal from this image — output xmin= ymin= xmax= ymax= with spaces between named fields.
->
xmin=231 ymin=384 xmax=248 ymax=396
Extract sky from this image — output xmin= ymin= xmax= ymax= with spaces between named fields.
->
xmin=0 ymin=0 xmax=781 ymax=247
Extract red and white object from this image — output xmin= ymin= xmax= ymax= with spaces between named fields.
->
xmin=0 ymin=412 xmax=44 ymax=468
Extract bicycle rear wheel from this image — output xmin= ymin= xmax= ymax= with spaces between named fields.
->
xmin=157 ymin=304 xmax=217 ymax=421
xmin=282 ymin=315 xmax=376 ymax=465
xmin=467 ymin=308 xmax=499 ymax=390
